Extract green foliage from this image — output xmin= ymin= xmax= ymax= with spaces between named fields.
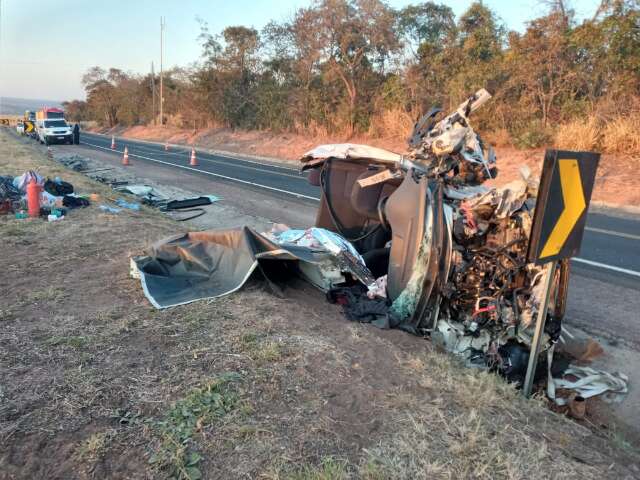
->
xmin=397 ymin=2 xmax=456 ymax=47
xmin=288 ymin=457 xmax=351 ymax=480
xmin=512 ymin=121 xmax=552 ymax=149
xmin=149 ymin=374 xmax=240 ymax=480
xmin=44 ymin=335 xmax=89 ymax=349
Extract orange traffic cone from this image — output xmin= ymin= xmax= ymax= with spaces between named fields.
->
xmin=122 ymin=146 xmax=130 ymax=166
xmin=190 ymin=148 xmax=198 ymax=166
xmin=47 ymin=147 xmax=53 ymax=160
xmin=164 ymin=142 xmax=169 ymax=151
xmin=111 ymin=136 xmax=116 ymax=149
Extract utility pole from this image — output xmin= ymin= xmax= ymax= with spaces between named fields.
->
xmin=159 ymin=17 xmax=163 ymax=126
xmin=151 ymin=62 xmax=156 ymax=125
xmin=0 ymin=0 xmax=4 ymax=117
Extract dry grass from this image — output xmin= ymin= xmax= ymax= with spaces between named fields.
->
xmin=551 ymin=112 xmax=640 ymax=157
xmin=74 ymin=429 xmax=117 ymax=463
xmin=554 ymin=116 xmax=602 ymax=151
xmin=484 ymin=128 xmax=512 ymax=147
xmin=298 ymin=119 xmax=330 ymax=140
xmin=368 ymin=108 xmax=414 ymax=140
xmin=602 ymin=113 xmax=640 ymax=155
xmin=359 ymin=348 xmax=613 ymax=480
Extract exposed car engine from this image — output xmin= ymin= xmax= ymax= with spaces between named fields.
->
xmin=404 ymin=90 xmax=565 ymax=383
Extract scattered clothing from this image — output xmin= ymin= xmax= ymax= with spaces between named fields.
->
xmin=13 ymin=171 xmax=43 ymax=191
xmin=63 ymin=195 xmax=90 ymax=208
xmin=44 ymin=178 xmax=74 ymax=196
xmin=0 ymin=176 xmax=22 ymax=202
xmin=327 ymin=285 xmax=392 ymax=328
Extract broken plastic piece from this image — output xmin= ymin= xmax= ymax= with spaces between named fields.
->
xmin=99 ymin=205 xmax=121 ymax=214
xmin=549 ymin=365 xmax=629 ymax=405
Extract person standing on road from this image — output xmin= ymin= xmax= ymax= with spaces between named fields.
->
xmin=73 ymin=123 xmax=80 ymax=145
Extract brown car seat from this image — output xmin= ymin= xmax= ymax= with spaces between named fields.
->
xmin=314 ymin=160 xmax=396 ymax=254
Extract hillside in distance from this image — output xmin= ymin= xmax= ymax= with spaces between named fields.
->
xmin=0 ymin=97 xmax=63 ymax=115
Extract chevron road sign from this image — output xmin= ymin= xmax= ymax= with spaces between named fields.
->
xmin=527 ymin=150 xmax=600 ymax=265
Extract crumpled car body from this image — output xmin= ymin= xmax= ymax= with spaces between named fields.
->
xmin=300 ymin=90 xmax=569 ymax=383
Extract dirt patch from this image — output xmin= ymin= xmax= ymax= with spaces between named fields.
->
xmin=94 ymin=124 xmax=640 ymax=209
xmin=1 ymin=127 xmax=639 ymax=479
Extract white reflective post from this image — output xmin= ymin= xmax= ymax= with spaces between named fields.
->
xmin=523 ymin=260 xmax=557 ymax=398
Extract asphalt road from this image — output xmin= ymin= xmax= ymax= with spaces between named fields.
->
xmin=79 ymin=131 xmax=640 ymax=289
xmin=81 ymin=132 xmax=319 ymax=199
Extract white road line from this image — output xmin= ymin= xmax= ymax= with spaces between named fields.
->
xmin=86 ymin=132 xmax=300 ymax=171
xmin=127 ymin=142 xmax=306 ymax=179
xmin=572 ymin=258 xmax=640 ymax=278
xmin=81 ymin=141 xmax=321 ymax=201
xmin=585 ymin=226 xmax=640 ymax=241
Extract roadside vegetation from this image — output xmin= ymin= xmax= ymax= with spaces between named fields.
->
xmin=63 ymin=0 xmax=640 ymax=155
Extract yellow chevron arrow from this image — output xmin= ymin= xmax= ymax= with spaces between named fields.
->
xmin=540 ymin=159 xmax=585 ymax=258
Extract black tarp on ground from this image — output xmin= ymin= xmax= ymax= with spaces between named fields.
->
xmin=134 ymin=227 xmax=336 ymax=309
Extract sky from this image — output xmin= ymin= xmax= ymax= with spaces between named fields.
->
xmin=0 ymin=0 xmax=602 ymax=102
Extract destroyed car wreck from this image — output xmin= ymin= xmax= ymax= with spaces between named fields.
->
xmin=132 ymin=90 xmax=627 ymax=399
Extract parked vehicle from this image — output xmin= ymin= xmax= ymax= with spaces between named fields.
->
xmin=36 ymin=119 xmax=73 ymax=145
xmin=34 ymin=107 xmax=74 ymax=145
xmin=35 ymin=107 xmax=65 ymax=121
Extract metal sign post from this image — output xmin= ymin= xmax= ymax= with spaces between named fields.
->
xmin=522 ymin=260 xmax=557 ymax=397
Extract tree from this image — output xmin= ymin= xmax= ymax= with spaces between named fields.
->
xmin=314 ymin=0 xmax=401 ymax=134
xmin=397 ymin=1 xmax=456 ymax=54
xmin=61 ymin=100 xmax=90 ymax=122
xmin=507 ymin=12 xmax=578 ymax=126
xmin=82 ymin=67 xmax=120 ymax=127
xmin=262 ymin=10 xmax=325 ymax=129
xmin=398 ymin=2 xmax=457 ymax=113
